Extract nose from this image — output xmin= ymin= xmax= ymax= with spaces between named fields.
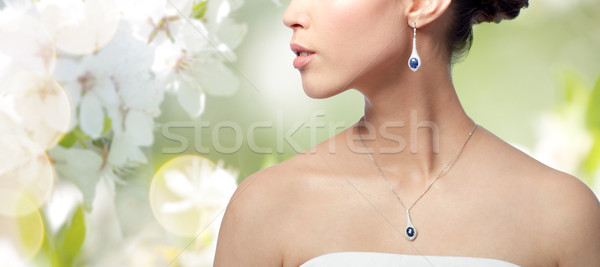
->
xmin=282 ymin=0 xmax=309 ymax=30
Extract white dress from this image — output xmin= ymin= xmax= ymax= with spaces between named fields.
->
xmin=300 ymin=252 xmax=520 ymax=267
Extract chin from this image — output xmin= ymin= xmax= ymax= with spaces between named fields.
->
xmin=300 ymin=74 xmax=348 ymax=99
xmin=301 ymin=81 xmax=345 ymax=99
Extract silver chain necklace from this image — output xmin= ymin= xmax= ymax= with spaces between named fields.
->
xmin=357 ymin=118 xmax=477 ymax=241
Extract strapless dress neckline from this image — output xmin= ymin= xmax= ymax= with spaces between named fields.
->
xmin=299 ymin=251 xmax=520 ymax=267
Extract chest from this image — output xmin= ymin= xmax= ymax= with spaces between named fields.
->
xmin=280 ymin=183 xmax=553 ymax=267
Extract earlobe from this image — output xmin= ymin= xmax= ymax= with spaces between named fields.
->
xmin=405 ymin=0 xmax=452 ymax=28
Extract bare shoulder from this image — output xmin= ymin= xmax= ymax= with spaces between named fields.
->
xmin=214 ymin=152 xmax=327 ymax=266
xmin=479 ymin=129 xmax=600 ymax=265
xmin=534 ymin=170 xmax=600 ymax=266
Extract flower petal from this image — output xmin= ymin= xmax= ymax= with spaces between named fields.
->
xmin=163 ymin=170 xmax=193 ymax=197
xmin=124 ymin=110 xmax=154 ymax=146
xmin=196 ymin=60 xmax=238 ymax=97
xmin=48 ymin=146 xmax=103 ymax=209
xmin=161 ymin=200 xmax=193 ymax=214
xmin=79 ymin=93 xmax=104 ymax=139
xmin=216 ymin=18 xmax=247 ymax=50
xmin=176 ymin=79 xmax=205 ymax=118
xmin=107 ymin=133 xmax=148 ymax=166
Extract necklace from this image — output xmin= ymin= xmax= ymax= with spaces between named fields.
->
xmin=357 ymin=118 xmax=477 ymax=241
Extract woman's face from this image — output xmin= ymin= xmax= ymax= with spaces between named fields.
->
xmin=283 ymin=0 xmax=410 ymax=98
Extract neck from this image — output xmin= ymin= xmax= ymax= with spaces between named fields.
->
xmin=355 ymin=63 xmax=474 ymax=185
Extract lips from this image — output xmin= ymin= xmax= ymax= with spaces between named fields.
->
xmin=290 ymin=43 xmax=315 ymax=69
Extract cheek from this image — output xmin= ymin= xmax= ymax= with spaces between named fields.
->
xmin=321 ymin=1 xmax=392 ymax=53
xmin=316 ymin=1 xmax=405 ymax=81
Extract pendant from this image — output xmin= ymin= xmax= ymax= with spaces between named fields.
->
xmin=408 ymin=30 xmax=421 ymax=72
xmin=405 ymin=209 xmax=417 ymax=241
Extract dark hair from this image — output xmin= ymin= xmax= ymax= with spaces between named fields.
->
xmin=446 ymin=0 xmax=529 ymax=62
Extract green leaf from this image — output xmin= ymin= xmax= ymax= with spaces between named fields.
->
xmin=586 ymin=75 xmax=600 ymax=132
xmin=102 ymin=116 xmax=112 ymax=135
xmin=59 ymin=116 xmax=111 ymax=148
xmin=17 ymin=201 xmax=44 ymax=260
xmin=191 ymin=0 xmax=209 ymax=19
xmin=562 ymin=70 xmax=589 ymax=104
xmin=92 ymin=137 xmax=110 ymax=149
xmin=260 ymin=154 xmax=279 ymax=170
xmin=58 ymin=132 xmax=78 ymax=148
xmin=32 ymin=211 xmax=61 ymax=267
xmin=59 ymin=127 xmax=90 ymax=148
xmin=55 ymin=206 xmax=86 ymax=266
xmin=584 ymin=132 xmax=600 ymax=176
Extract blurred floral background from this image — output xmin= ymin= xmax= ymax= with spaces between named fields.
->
xmin=0 ymin=0 xmax=598 ymax=266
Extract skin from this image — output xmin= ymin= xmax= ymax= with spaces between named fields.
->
xmin=215 ymin=0 xmax=600 ymax=266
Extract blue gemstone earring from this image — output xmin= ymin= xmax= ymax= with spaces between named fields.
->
xmin=408 ymin=22 xmax=421 ymax=72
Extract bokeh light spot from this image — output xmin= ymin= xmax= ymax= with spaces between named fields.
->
xmin=37 ymin=0 xmax=120 ymax=55
xmin=0 ymin=194 xmax=44 ymax=261
xmin=0 ymin=74 xmax=71 ymax=150
xmin=150 ymin=155 xmax=236 ymax=237
xmin=0 ymin=135 xmax=54 ymax=217
xmin=0 ymin=12 xmax=56 ymax=76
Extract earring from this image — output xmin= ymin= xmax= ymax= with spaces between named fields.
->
xmin=408 ymin=22 xmax=421 ymax=72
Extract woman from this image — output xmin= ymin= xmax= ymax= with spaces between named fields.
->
xmin=215 ymin=0 xmax=600 ymax=266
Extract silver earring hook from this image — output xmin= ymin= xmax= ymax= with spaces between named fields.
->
xmin=413 ymin=22 xmax=417 ymax=37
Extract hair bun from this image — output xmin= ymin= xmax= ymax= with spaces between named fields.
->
xmin=473 ymin=0 xmax=529 ymax=24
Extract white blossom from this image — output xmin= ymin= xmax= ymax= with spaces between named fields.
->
xmin=161 ymin=161 xmax=237 ymax=215
xmin=0 ymin=0 xmax=258 ymax=264
xmin=0 ymin=75 xmax=71 ymax=150
xmin=37 ymin=0 xmax=121 ymax=55
xmin=149 ymin=0 xmax=247 ymax=118
xmin=48 ymin=146 xmax=105 ymax=210
xmin=147 ymin=156 xmax=237 ymax=266
xmin=55 ymin=23 xmax=163 ymax=166
xmin=0 ymin=10 xmax=55 ymax=77
xmin=43 ymin=182 xmax=83 ymax=233
xmin=150 ymin=156 xmax=237 ymax=239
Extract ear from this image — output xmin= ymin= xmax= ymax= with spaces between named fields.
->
xmin=404 ymin=0 xmax=452 ymax=28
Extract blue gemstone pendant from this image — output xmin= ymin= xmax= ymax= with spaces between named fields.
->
xmin=409 ymin=58 xmax=419 ymax=70
xmin=405 ymin=209 xmax=417 ymax=241
xmin=408 ymin=24 xmax=421 ymax=72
